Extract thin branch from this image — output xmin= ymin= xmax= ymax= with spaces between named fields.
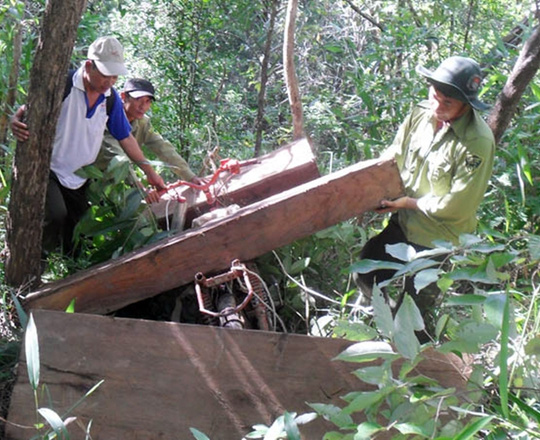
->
xmin=342 ymin=0 xmax=385 ymax=32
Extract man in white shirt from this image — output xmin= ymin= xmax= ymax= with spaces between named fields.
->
xmin=11 ymin=36 xmax=166 ymax=254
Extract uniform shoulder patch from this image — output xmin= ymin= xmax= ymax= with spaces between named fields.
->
xmin=465 ymin=153 xmax=483 ymax=172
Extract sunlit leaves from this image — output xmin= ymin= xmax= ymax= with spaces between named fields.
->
xmin=25 ymin=313 xmax=39 ymax=391
xmin=333 ymin=340 xmax=398 ymax=363
xmin=37 ymin=408 xmax=69 ymax=440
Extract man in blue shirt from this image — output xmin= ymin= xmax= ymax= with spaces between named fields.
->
xmin=11 ymin=36 xmax=166 ymax=254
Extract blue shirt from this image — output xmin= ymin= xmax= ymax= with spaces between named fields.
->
xmin=50 ymin=65 xmax=131 ymax=189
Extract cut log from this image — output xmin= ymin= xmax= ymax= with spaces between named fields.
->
xmin=23 ymin=158 xmax=404 ymax=314
xmin=6 ymin=310 xmax=470 ymax=440
xmin=152 ymin=137 xmax=320 ymax=228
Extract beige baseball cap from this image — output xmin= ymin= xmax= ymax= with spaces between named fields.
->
xmin=87 ymin=36 xmax=128 ymax=76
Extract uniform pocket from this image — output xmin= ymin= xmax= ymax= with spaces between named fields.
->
xmin=428 ymin=159 xmax=453 ymax=195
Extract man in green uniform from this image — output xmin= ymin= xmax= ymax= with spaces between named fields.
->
xmin=96 ymin=78 xmax=201 ymax=188
xmin=355 ymin=56 xmax=495 ymax=333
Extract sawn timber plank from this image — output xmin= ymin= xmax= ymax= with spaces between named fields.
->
xmin=6 ymin=310 xmax=470 ymax=440
xmin=151 ymin=138 xmax=321 ymax=227
xmin=23 ymin=158 xmax=404 ymax=314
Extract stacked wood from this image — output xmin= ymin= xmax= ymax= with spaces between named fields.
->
xmin=22 ymin=157 xmax=404 ymax=315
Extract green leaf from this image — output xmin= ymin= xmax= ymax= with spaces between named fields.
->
xmin=355 ymin=421 xmax=383 ymax=438
xmin=393 ymin=295 xmax=422 ymax=359
xmin=517 ymin=142 xmax=533 ymax=185
xmin=25 ymin=313 xmax=40 ymax=391
xmin=284 ymin=411 xmax=302 ymax=440
xmin=324 ymin=44 xmax=343 ymax=53
xmin=484 ymin=294 xmax=506 ymax=329
xmin=528 ymin=235 xmax=540 ymax=260
xmin=342 ymin=390 xmax=386 ymax=414
xmin=394 ymin=421 xmax=431 ymax=436
xmin=353 ymin=363 xmax=391 ymax=386
xmin=118 ymin=190 xmax=144 ymax=221
xmin=308 ymin=403 xmax=354 ymax=429
xmin=448 ymin=267 xmax=499 ymax=284
xmin=416 ymin=246 xmax=452 ymax=259
xmin=385 ymin=242 xmax=417 ymax=262
xmin=444 ymin=294 xmax=486 ymax=306
xmin=76 ymin=164 xmax=104 ymax=180
xmin=435 ymin=314 xmax=451 ymax=340
xmin=414 ymin=268 xmax=440 ymax=292
xmin=524 ymin=337 xmax=540 ymax=358
xmin=437 ymin=275 xmax=454 ymax=293
xmin=189 ymin=427 xmax=211 ymax=440
xmin=290 ymin=257 xmax=310 ymax=275
xmin=62 ymin=379 xmax=105 ymax=418
xmin=453 ymin=416 xmax=494 ymax=440
xmin=508 ymin=393 xmax=540 ymax=423
xmin=398 ymin=355 xmax=423 ymax=380
xmin=10 ymin=292 xmax=28 ymax=328
xmin=65 ymin=299 xmax=76 ymax=313
xmin=38 ymin=408 xmax=69 ymax=439
xmin=467 ymin=242 xmax=506 ymax=254
xmin=454 ymin=321 xmax=498 ymax=344
xmin=498 ymin=293 xmax=510 ymax=419
xmin=332 ymin=320 xmax=377 ymax=341
xmin=372 ymin=285 xmax=394 ymax=338
xmin=438 ymin=339 xmax=480 ymax=354
xmin=333 ymin=341 xmax=398 ymax=363
xmin=349 ymin=259 xmax=402 ymax=274
xmin=429 ymin=239 xmax=454 ymax=250
xmin=394 ymin=258 xmax=440 ymax=278
xmin=264 ymin=414 xmax=285 ymax=438
xmin=458 ymin=234 xmax=484 ymax=247
xmin=294 ymin=412 xmax=318 ymax=425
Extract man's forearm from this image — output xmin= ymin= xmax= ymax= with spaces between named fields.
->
xmin=118 ymin=134 xmax=147 ymax=164
xmin=118 ymin=134 xmax=165 ymax=189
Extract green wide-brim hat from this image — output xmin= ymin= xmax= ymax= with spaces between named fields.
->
xmin=416 ymin=56 xmax=489 ymax=111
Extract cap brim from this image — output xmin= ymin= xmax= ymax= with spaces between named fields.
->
xmin=127 ymin=90 xmax=155 ymax=99
xmin=94 ymin=60 xmax=128 ymax=76
xmin=467 ymin=98 xmax=490 ymax=111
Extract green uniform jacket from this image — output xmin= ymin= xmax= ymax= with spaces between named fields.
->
xmin=382 ymin=101 xmax=495 ymax=248
xmin=96 ymin=115 xmax=196 ymax=181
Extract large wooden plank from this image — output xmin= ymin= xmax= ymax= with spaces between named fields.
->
xmin=6 ymin=310 xmax=469 ymax=440
xmin=23 ymin=158 xmax=404 ymax=314
xmin=151 ymin=138 xmax=320 ymax=227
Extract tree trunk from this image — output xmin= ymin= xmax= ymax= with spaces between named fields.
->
xmin=488 ymin=22 xmax=540 ymax=144
xmin=5 ymin=0 xmax=87 ymax=288
xmin=254 ymin=0 xmax=280 ymax=157
xmin=283 ymin=0 xmax=305 ymax=140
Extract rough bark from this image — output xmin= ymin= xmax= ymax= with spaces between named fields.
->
xmin=283 ymin=0 xmax=305 ymax=140
xmin=5 ymin=0 xmax=87 ymax=287
xmin=488 ymin=23 xmax=540 ymax=144
xmin=254 ymin=0 xmax=280 ymax=156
